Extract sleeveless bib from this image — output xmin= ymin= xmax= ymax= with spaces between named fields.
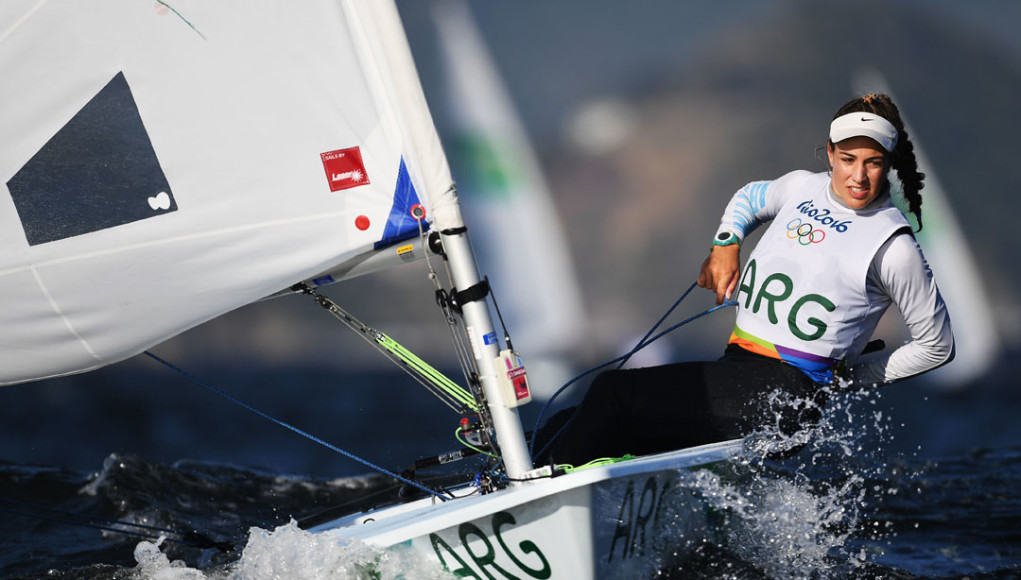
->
xmin=729 ymin=172 xmax=909 ymax=382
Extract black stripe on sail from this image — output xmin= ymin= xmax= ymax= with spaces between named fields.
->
xmin=7 ymin=71 xmax=177 ymax=246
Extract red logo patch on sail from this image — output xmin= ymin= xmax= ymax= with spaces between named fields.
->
xmin=320 ymin=147 xmax=369 ymax=192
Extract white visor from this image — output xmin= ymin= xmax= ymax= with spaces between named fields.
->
xmin=829 ymin=112 xmax=898 ymax=152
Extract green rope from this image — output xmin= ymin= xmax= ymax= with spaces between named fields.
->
xmin=558 ymin=454 xmax=637 ymax=474
xmin=376 ymin=333 xmax=478 ymax=412
xmin=295 ymin=283 xmax=478 ymax=414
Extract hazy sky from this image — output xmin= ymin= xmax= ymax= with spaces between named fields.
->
xmin=398 ymin=1 xmax=1021 ymax=143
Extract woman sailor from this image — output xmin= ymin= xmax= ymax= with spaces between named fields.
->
xmin=547 ymin=93 xmax=955 ymax=465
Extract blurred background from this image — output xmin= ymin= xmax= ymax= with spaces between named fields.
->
xmin=2 ymin=0 xmax=1019 ymax=477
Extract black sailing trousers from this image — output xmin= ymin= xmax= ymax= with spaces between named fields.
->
xmin=546 ymin=345 xmax=824 ymax=466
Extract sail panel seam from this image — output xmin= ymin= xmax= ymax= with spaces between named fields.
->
xmin=0 ymin=0 xmax=49 ymax=46
xmin=30 ymin=266 xmax=103 ymax=364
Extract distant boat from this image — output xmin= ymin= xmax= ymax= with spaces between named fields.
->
xmin=854 ymin=69 xmax=999 ymax=387
xmin=432 ymin=0 xmax=589 ymax=398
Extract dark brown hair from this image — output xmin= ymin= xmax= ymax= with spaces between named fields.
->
xmin=830 ymin=93 xmax=925 ymax=231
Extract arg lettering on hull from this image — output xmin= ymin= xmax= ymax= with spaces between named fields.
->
xmin=428 ymin=511 xmax=552 ymax=579
xmin=418 ymin=489 xmax=593 ymax=579
xmin=593 ymin=472 xmax=711 ymax=577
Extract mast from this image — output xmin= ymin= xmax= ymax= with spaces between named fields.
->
xmin=440 ymin=228 xmax=535 ymax=480
xmin=347 ymin=1 xmax=535 ymax=478
xmin=433 ymin=0 xmax=587 ymax=400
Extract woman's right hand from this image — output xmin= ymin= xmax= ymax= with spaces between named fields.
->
xmin=698 ymin=245 xmax=741 ymax=305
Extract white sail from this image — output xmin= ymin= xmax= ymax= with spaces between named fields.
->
xmin=901 ymin=145 xmax=999 ymax=386
xmin=0 ymin=1 xmax=460 ymax=385
xmin=854 ymin=69 xmax=999 ymax=386
xmin=431 ymin=0 xmax=588 ymax=396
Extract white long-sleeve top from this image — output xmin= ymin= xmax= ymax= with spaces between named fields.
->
xmin=851 ymin=233 xmax=955 ymax=385
xmin=716 ymin=171 xmax=954 ymax=386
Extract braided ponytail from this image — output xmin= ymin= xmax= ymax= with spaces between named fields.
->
xmin=831 ymin=93 xmax=926 ymax=231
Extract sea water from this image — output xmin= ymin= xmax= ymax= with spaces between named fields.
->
xmin=117 ymin=385 xmax=1016 ymax=580
xmin=2 ymin=365 xmax=1020 ymax=579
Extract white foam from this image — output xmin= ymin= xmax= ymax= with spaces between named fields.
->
xmin=134 ymin=537 xmax=207 ymax=580
xmin=671 ymin=386 xmax=910 ymax=579
xmin=134 ymin=521 xmax=455 ymax=580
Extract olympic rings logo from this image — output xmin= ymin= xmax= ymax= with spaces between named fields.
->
xmin=786 ymin=218 xmax=826 ymax=245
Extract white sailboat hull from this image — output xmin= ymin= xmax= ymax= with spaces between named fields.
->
xmin=309 ymin=440 xmax=743 ymax=578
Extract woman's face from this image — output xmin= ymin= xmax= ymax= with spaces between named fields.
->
xmin=826 ymin=136 xmax=889 ymax=209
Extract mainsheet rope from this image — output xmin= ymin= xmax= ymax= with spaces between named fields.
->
xmin=143 ymin=351 xmax=450 ymax=501
xmin=528 ymin=282 xmax=737 ymax=460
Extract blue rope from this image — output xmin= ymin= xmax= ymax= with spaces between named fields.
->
xmin=0 ymin=504 xmax=196 ymax=547
xmin=528 ymin=283 xmax=737 ymax=459
xmin=615 ymin=281 xmax=699 ymax=371
xmin=636 ymin=300 xmax=737 ymax=354
xmin=143 ymin=351 xmax=449 ymax=501
xmin=0 ymin=497 xmax=224 ymax=549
